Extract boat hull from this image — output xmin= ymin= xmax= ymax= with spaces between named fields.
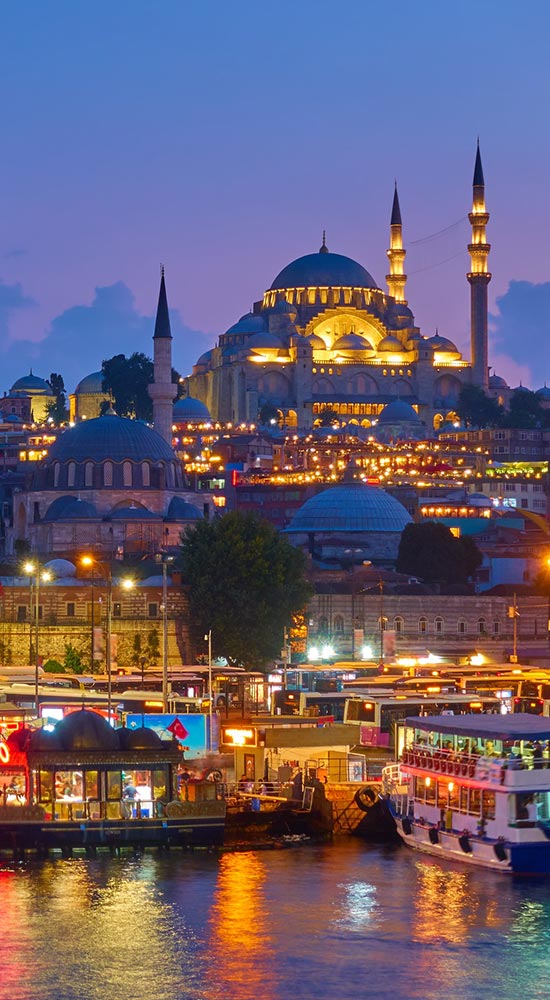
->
xmin=395 ymin=817 xmax=550 ymax=874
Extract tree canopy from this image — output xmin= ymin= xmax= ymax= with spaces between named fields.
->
xmin=456 ymin=385 xmax=502 ymax=428
xmin=179 ymin=510 xmax=313 ymax=669
xmin=396 ymin=522 xmax=483 ymax=586
xmin=101 ymin=353 xmax=181 ymax=421
xmin=45 ymin=372 xmax=69 ymax=425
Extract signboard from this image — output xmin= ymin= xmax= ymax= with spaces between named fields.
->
xmin=125 ymin=713 xmax=217 ymax=757
xmin=0 ymin=736 xmax=10 ymax=764
xmin=220 ymin=725 xmax=257 ymax=748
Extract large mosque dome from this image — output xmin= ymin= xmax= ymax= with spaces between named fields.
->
xmin=270 ymin=250 xmax=379 ymax=291
xmin=11 ymin=372 xmax=51 ymax=394
xmin=286 ymin=481 xmax=412 ymax=534
xmin=74 ymin=371 xmax=104 ymax=394
xmin=46 ymin=414 xmax=175 ymax=464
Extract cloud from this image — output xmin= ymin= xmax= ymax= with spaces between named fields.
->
xmin=490 ymin=280 xmax=550 ymax=388
xmin=1 ymin=281 xmax=212 ymax=392
xmin=0 ymin=278 xmax=36 ymax=342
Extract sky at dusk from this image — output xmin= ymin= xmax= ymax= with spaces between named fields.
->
xmin=2 ymin=0 xmax=550 ymax=393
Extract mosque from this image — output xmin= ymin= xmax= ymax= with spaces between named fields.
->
xmin=182 ymin=145 xmax=495 ymax=434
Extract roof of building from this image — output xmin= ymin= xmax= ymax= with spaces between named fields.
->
xmin=377 ymin=335 xmax=404 ymax=352
xmin=153 ymin=269 xmax=172 ymax=340
xmin=54 ymin=709 xmax=120 ymax=750
xmin=270 ymin=250 xmax=379 ymax=291
xmin=11 ymin=372 xmax=51 ymax=394
xmin=74 ymin=371 xmax=105 ymax=394
xmin=166 ymin=496 xmax=202 ymax=520
xmin=333 ymin=333 xmax=373 ymax=352
xmin=173 ymin=396 xmax=211 ymax=420
xmin=225 ymin=313 xmax=266 ymax=336
xmin=285 ymin=481 xmax=413 ymax=534
xmin=407 ymin=713 xmax=550 ymax=741
xmin=378 ymin=400 xmax=420 ymax=424
xmin=43 ymin=496 xmax=99 ymax=521
xmin=45 ymin=414 xmax=175 ymax=464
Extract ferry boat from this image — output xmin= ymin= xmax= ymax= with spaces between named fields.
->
xmin=383 ymin=714 xmax=550 ymax=874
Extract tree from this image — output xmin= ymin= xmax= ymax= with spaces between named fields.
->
xmin=63 ymin=643 xmax=86 ymax=674
xmin=43 ymin=658 xmax=64 ymax=673
xmin=501 ymin=389 xmax=544 ymax=429
xmin=131 ymin=633 xmax=143 ymax=669
xmin=146 ymin=628 xmax=160 ymax=665
xmin=258 ymin=403 xmax=281 ymax=426
xmin=456 ymin=385 xmax=501 ymax=428
xmin=46 ymin=372 xmax=69 ymax=425
xmin=316 ymin=407 xmax=340 ymax=427
xmin=101 ymin=353 xmax=181 ymax=421
xmin=396 ymin=522 xmax=482 ymax=586
xmin=179 ymin=510 xmax=314 ymax=669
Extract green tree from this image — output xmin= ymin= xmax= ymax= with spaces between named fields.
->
xmin=456 ymin=385 xmax=501 ymax=428
xmin=131 ymin=633 xmax=143 ymax=669
xmin=396 ymin=522 xmax=483 ymax=586
xmin=179 ymin=510 xmax=314 ymax=669
xmin=316 ymin=407 xmax=340 ymax=428
xmin=43 ymin=658 xmax=64 ymax=673
xmin=63 ymin=643 xmax=85 ymax=674
xmin=146 ymin=628 xmax=160 ymax=665
xmin=101 ymin=353 xmax=181 ymax=421
xmin=258 ymin=403 xmax=281 ymax=426
xmin=46 ymin=372 xmax=69 ymax=424
xmin=501 ymin=389 xmax=544 ymax=429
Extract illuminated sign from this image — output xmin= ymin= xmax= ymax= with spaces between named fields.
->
xmin=220 ymin=726 xmax=257 ymax=747
xmin=0 ymin=736 xmax=10 ymax=764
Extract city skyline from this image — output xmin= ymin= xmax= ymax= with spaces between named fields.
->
xmin=2 ymin=1 xmax=550 ymax=392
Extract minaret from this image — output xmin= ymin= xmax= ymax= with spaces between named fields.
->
xmin=386 ymin=184 xmax=407 ymax=304
xmin=467 ymin=142 xmax=491 ymax=391
xmin=148 ymin=266 xmax=177 ymax=446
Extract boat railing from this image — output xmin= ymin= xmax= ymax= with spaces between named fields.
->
xmin=402 ymin=745 xmax=490 ymax=778
xmin=48 ymin=798 xmax=172 ymax=821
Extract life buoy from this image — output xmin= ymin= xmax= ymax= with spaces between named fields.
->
xmin=428 ymin=827 xmax=439 ymax=845
xmin=402 ymin=817 xmax=412 ymax=836
xmin=493 ymin=842 xmax=507 ymax=862
xmin=354 ymin=786 xmax=378 ymax=812
xmin=459 ymin=833 xmax=472 ymax=853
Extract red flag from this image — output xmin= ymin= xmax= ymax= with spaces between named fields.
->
xmin=167 ymin=717 xmax=189 ymax=740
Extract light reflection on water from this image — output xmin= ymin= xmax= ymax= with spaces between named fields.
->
xmin=0 ymin=842 xmax=550 ymax=1000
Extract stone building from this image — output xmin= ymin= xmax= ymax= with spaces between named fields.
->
xmin=69 ymin=372 xmax=110 ymax=422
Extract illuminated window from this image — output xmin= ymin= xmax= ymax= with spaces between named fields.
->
xmin=418 ymin=617 xmax=428 ymax=634
xmin=434 ymin=616 xmax=444 ymax=634
xmin=394 ymin=616 xmax=404 ymax=634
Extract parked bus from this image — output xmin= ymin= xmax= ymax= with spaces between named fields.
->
xmin=343 ymin=693 xmax=502 ymax=749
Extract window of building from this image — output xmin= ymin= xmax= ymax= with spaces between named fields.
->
xmin=493 ymin=620 xmax=500 ymax=635
xmin=53 ymin=462 xmax=60 ymax=488
xmin=85 ymin=462 xmax=93 ymax=487
xmin=434 ymin=616 xmax=444 ymax=634
xmin=142 ymin=462 xmax=150 ymax=487
xmin=17 ymin=605 xmax=27 ymax=621
xmin=67 ymin=462 xmax=76 ymax=487
xmin=318 ymin=616 xmax=329 ymax=635
xmin=113 ymin=602 xmax=121 ymax=619
xmin=458 ymin=620 xmax=466 ymax=635
xmin=123 ymin=462 xmax=132 ymax=487
xmin=148 ymin=603 xmax=158 ymax=618
xmin=333 ymin=615 xmax=344 ymax=634
xmin=478 ymin=618 xmax=487 ymax=635
xmin=66 ymin=602 xmax=75 ymax=618
xmin=394 ymin=616 xmax=404 ymax=634
xmin=104 ymin=462 xmax=113 ymax=486
xmin=418 ymin=617 xmax=428 ymax=634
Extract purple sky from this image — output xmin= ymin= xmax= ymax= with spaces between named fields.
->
xmin=2 ymin=1 xmax=550 ymax=392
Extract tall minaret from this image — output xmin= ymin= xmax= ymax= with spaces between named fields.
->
xmin=149 ymin=266 xmax=177 ymax=446
xmin=467 ymin=142 xmax=491 ymax=391
xmin=386 ymin=183 xmax=407 ymax=304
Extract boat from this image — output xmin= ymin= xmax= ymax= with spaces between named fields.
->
xmin=0 ymin=709 xmax=226 ymax=856
xmin=382 ymin=713 xmax=550 ymax=874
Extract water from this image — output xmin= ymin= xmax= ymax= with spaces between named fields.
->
xmin=1 ymin=841 xmax=550 ymax=1000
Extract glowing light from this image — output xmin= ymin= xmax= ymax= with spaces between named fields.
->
xmin=360 ymin=645 xmax=373 ymax=660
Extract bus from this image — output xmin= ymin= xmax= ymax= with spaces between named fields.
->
xmin=272 ymin=689 xmax=355 ymax=721
xmin=343 ymin=693 xmax=502 ymax=749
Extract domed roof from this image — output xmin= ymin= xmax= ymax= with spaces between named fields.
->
xmin=55 ymin=709 xmax=119 ymax=750
xmin=29 ymin=728 xmax=63 ymax=751
xmin=429 ymin=333 xmax=459 ymax=353
xmin=536 ymin=385 xmax=550 ymax=399
xmin=248 ymin=331 xmax=284 ymax=350
xmin=11 ymin=372 xmax=51 ymax=394
xmin=75 ymin=371 xmax=105 ymax=394
xmin=109 ymin=504 xmax=159 ymax=520
xmin=225 ymin=313 xmax=266 ymax=336
xmin=273 ymin=298 xmax=298 ymax=318
xmin=270 ymin=251 xmax=378 ymax=291
xmin=377 ymin=335 xmax=404 ymax=352
xmin=166 ymin=496 xmax=202 ymax=520
xmin=117 ymin=726 xmax=164 ymax=750
xmin=333 ymin=333 xmax=373 ymax=352
xmin=305 ymin=333 xmax=327 ymax=349
xmin=489 ymin=374 xmax=509 ymax=388
xmin=44 ymin=558 xmax=77 ymax=578
xmin=378 ymin=400 xmax=420 ymax=424
xmin=468 ymin=492 xmax=493 ymax=508
xmin=43 ymin=496 xmax=98 ymax=522
xmin=173 ymin=396 xmax=211 ymax=420
xmin=285 ymin=482 xmax=412 ymax=534
xmin=195 ymin=349 xmax=213 ymax=367
xmin=45 ymin=414 xmax=175 ymax=464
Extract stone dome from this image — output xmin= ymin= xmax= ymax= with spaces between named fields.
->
xmin=248 ymin=331 xmax=284 ymax=351
xmin=74 ymin=371 xmax=104 ymax=394
xmin=489 ymin=374 xmax=509 ymax=388
xmin=428 ymin=333 xmax=460 ymax=353
xmin=304 ymin=332 xmax=327 ymax=349
xmin=378 ymin=400 xmax=420 ymax=424
xmin=195 ymin=350 xmax=213 ymax=367
xmin=166 ymin=496 xmax=202 ymax=520
xmin=285 ymin=481 xmax=412 ymax=534
xmin=44 ymin=558 xmax=77 ymax=578
xmin=109 ymin=503 xmax=159 ymax=520
xmin=11 ymin=372 xmax=51 ymax=394
xmin=173 ymin=396 xmax=211 ymax=420
xmin=273 ymin=298 xmax=298 ymax=318
xmin=43 ymin=496 xmax=98 ymax=521
xmin=536 ymin=385 xmax=550 ymax=400
xmin=333 ymin=333 xmax=373 ymax=352
xmin=225 ymin=313 xmax=266 ymax=336
xmin=117 ymin=726 xmax=164 ymax=750
xmin=55 ymin=709 xmax=120 ymax=750
xmin=270 ymin=251 xmax=378 ymax=291
xmin=377 ymin=335 xmax=404 ymax=352
xmin=45 ymin=414 xmax=175 ymax=465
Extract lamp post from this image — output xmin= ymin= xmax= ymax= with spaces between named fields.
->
xmin=81 ymin=555 xmax=134 ymax=719
xmin=204 ymin=629 xmax=213 ymax=749
xmin=81 ymin=555 xmax=96 ymax=672
xmin=156 ymin=553 xmax=174 ymax=713
xmin=23 ymin=561 xmax=52 ymax=717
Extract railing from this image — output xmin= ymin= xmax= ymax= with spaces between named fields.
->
xmin=402 ymin=744 xmax=550 ymax=779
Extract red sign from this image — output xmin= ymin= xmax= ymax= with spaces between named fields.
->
xmin=0 ymin=737 xmax=10 ymax=764
xmin=167 ymin=718 xmax=189 ymax=740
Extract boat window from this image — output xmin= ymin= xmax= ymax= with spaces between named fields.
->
xmin=459 ymin=786 xmax=469 ymax=813
xmin=85 ymin=771 xmax=99 ymax=799
xmin=482 ymin=789 xmax=496 ymax=819
xmin=469 ymin=788 xmax=481 ymax=816
xmin=107 ymin=770 xmax=122 ymax=800
xmin=38 ymin=770 xmax=53 ymax=804
xmin=449 ymin=783 xmax=460 ymax=809
xmin=426 ymin=780 xmax=436 ymax=805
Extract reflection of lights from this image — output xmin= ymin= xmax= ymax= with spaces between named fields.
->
xmin=360 ymin=645 xmax=373 ymax=660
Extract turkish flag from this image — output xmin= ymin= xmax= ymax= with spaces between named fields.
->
xmin=167 ymin=717 xmax=189 ymax=740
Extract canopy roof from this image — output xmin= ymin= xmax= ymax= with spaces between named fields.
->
xmin=406 ymin=713 xmax=550 ymax=741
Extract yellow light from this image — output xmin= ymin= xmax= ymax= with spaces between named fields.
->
xmin=425 ymin=776 xmax=431 ymax=787
xmin=81 ymin=555 xmax=94 ymax=567
xmin=23 ymin=561 xmax=36 ymax=574
xmin=121 ymin=579 xmax=135 ymax=591
xmin=448 ymin=782 xmax=454 ymax=792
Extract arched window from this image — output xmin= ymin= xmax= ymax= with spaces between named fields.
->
xmin=85 ymin=462 xmax=93 ymax=487
xmin=434 ymin=616 xmax=444 ymax=634
xmin=67 ymin=462 xmax=76 ymax=487
xmin=394 ymin=616 xmax=404 ymax=634
xmin=493 ymin=620 xmax=500 ymax=635
xmin=418 ymin=617 xmax=428 ymax=634
xmin=318 ymin=616 xmax=329 ymax=635
xmin=458 ymin=620 xmax=467 ymax=635
xmin=53 ymin=462 xmax=60 ymax=488
xmin=333 ymin=615 xmax=344 ymax=634
xmin=104 ymin=462 xmax=113 ymax=486
xmin=478 ymin=617 xmax=487 ymax=635
xmin=123 ymin=462 xmax=132 ymax=487
xmin=141 ymin=462 xmax=150 ymax=487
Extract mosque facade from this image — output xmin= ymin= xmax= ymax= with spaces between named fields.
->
xmin=183 ymin=146 xmax=493 ymax=434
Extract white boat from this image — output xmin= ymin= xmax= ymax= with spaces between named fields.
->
xmin=383 ymin=714 xmax=550 ymax=874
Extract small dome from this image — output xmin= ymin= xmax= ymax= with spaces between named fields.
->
xmin=195 ymin=350 xmax=213 ymax=367
xmin=166 ymin=496 xmax=202 ymax=520
xmin=173 ymin=396 xmax=211 ymax=420
xmin=333 ymin=333 xmax=373 ymax=352
xmin=109 ymin=504 xmax=159 ymax=520
xmin=222 ymin=343 xmax=240 ymax=357
xmin=3 ymin=413 xmax=23 ymax=423
xmin=273 ymin=298 xmax=298 ymax=318
xmin=305 ymin=333 xmax=327 ymax=349
xmin=45 ymin=414 xmax=175 ymax=464
xmin=536 ymin=385 xmax=550 ymax=399
xmin=29 ymin=728 xmax=64 ymax=751
xmin=429 ymin=333 xmax=459 ymax=353
xmin=225 ymin=313 xmax=266 ymax=336
xmin=11 ymin=372 xmax=51 ymax=394
xmin=286 ymin=481 xmax=412 ymax=534
xmin=117 ymin=726 xmax=164 ymax=750
xmin=43 ymin=496 xmax=98 ymax=522
xmin=270 ymin=251 xmax=378 ymax=291
xmin=75 ymin=371 xmax=105 ymax=394
xmin=248 ymin=331 xmax=284 ymax=351
xmin=55 ymin=709 xmax=119 ymax=750
xmin=377 ymin=335 xmax=404 ymax=353
xmin=44 ymin=558 xmax=77 ymax=578
xmin=378 ymin=400 xmax=420 ymax=424
xmin=489 ymin=374 xmax=508 ymax=389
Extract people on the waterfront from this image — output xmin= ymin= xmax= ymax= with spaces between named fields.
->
xmin=532 ymin=743 xmax=543 ymax=769
xmin=122 ymin=776 xmax=138 ymax=817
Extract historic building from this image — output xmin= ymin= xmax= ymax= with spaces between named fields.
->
xmin=183 ymin=145 xmax=497 ymax=434
xmin=69 ymin=372 xmax=110 ymax=422
xmin=0 ymin=372 xmax=55 ymax=424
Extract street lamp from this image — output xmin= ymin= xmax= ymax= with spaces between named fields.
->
xmin=155 ymin=553 xmax=174 ymax=713
xmin=81 ymin=554 xmax=135 ymax=719
xmin=23 ymin=560 xmax=52 ymax=717
xmin=81 ymin=555 xmax=97 ymax=672
xmin=204 ymin=630 xmax=213 ymax=749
